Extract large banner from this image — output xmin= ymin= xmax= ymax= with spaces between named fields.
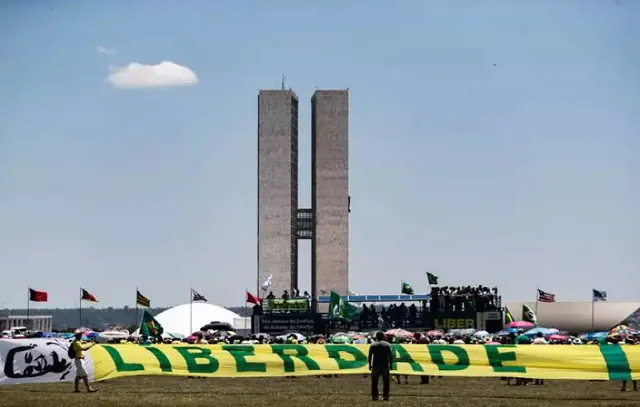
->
xmin=265 ymin=298 xmax=309 ymax=312
xmin=1 ymin=339 xmax=639 ymax=385
xmin=0 ymin=339 xmax=96 ymax=385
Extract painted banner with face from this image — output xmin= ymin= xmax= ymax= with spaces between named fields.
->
xmin=0 ymin=339 xmax=95 ymax=385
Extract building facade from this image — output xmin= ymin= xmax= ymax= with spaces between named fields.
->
xmin=0 ymin=315 xmax=53 ymax=333
xmin=505 ymin=301 xmax=640 ymax=333
xmin=257 ymin=88 xmax=349 ymax=303
xmin=311 ymin=90 xmax=350 ymax=298
xmin=257 ymin=90 xmax=299 ymax=295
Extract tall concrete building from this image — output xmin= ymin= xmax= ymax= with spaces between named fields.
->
xmin=311 ymin=90 xmax=349 ymax=298
xmin=257 ymin=90 xmax=299 ymax=295
xmin=257 ymin=88 xmax=349 ymax=302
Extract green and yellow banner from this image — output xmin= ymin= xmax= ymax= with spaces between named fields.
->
xmin=1 ymin=340 xmax=638 ymax=385
xmin=89 ymin=344 xmax=640 ymax=382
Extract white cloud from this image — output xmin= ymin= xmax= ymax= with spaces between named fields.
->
xmin=96 ymin=46 xmax=116 ymax=56
xmin=106 ymin=61 xmax=199 ymax=89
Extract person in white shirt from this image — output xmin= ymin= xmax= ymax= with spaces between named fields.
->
xmin=531 ymin=333 xmax=547 ymax=385
xmin=533 ymin=335 xmax=548 ymax=345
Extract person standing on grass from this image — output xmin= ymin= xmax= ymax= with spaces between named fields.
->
xmin=531 ymin=333 xmax=548 ymax=385
xmin=71 ymin=332 xmax=98 ymax=393
xmin=368 ymin=331 xmax=393 ymax=401
xmin=621 ymin=380 xmax=638 ymax=392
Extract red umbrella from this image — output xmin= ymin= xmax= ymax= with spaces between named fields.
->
xmin=426 ymin=330 xmax=443 ymax=337
xmin=384 ymin=329 xmax=414 ymax=339
xmin=548 ymin=334 xmax=568 ymax=341
xmin=506 ymin=321 xmax=535 ymax=330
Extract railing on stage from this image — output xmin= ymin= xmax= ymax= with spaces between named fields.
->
xmin=316 ymin=294 xmax=431 ymax=303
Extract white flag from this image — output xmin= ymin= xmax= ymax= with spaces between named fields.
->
xmin=261 ymin=275 xmax=272 ymax=291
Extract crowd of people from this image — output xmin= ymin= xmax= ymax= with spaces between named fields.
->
xmin=256 ymin=285 xmax=501 ymax=331
xmin=428 ymin=285 xmax=500 ymax=312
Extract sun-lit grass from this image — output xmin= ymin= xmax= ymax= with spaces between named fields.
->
xmin=1 ymin=376 xmax=638 ymax=407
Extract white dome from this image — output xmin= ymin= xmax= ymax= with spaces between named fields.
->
xmin=150 ymin=303 xmax=241 ymax=338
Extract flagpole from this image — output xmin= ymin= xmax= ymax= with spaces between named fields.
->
xmin=135 ymin=286 xmax=138 ymax=328
xmin=534 ymin=287 xmax=539 ymax=318
xmin=244 ymin=287 xmax=248 ymax=331
xmin=591 ymin=291 xmax=595 ymax=331
xmin=136 ymin=310 xmax=145 ymax=339
xmin=189 ymin=287 xmax=193 ymax=335
xmin=79 ymin=287 xmax=82 ymax=329
xmin=26 ymin=288 xmax=30 ymax=330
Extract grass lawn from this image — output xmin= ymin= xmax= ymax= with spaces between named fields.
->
xmin=0 ymin=376 xmax=638 ymax=407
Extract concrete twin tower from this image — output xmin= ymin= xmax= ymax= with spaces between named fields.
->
xmin=257 ymin=89 xmax=349 ymax=302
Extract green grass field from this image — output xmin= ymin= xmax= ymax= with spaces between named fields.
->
xmin=1 ymin=376 xmax=637 ymax=407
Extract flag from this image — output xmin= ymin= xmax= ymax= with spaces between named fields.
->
xmin=537 ymin=289 xmax=556 ymax=303
xmin=426 ymin=272 xmax=439 ymax=285
xmin=29 ymin=288 xmax=48 ymax=302
xmin=329 ymin=291 xmax=356 ymax=322
xmin=592 ymin=289 xmax=607 ymax=302
xmin=81 ymin=288 xmax=98 ymax=302
xmin=504 ymin=307 xmax=514 ymax=324
xmin=192 ymin=289 xmax=207 ymax=302
xmin=401 ymin=281 xmax=414 ymax=295
xmin=522 ymin=304 xmax=537 ymax=324
xmin=139 ymin=310 xmax=164 ymax=337
xmin=136 ymin=290 xmax=150 ymax=307
xmin=261 ymin=275 xmax=272 ymax=291
xmin=246 ymin=291 xmax=261 ymax=305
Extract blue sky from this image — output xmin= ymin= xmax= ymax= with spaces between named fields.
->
xmin=0 ymin=1 xmax=638 ymax=309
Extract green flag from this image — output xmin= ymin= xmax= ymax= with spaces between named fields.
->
xmin=329 ymin=291 xmax=357 ymax=322
xmin=504 ymin=307 xmax=514 ymax=324
xmin=140 ymin=310 xmax=164 ymax=337
xmin=426 ymin=272 xmax=439 ymax=285
xmin=522 ymin=304 xmax=537 ymax=325
xmin=401 ymin=282 xmax=414 ymax=295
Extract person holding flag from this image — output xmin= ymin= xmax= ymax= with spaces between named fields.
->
xmin=140 ymin=310 xmax=164 ymax=342
xmin=426 ymin=272 xmax=439 ymax=285
xmin=261 ymin=275 xmax=273 ymax=292
xmin=401 ymin=282 xmax=414 ymax=295
xmin=504 ymin=307 xmax=515 ymax=325
xmin=522 ymin=304 xmax=538 ymax=325
xmin=592 ymin=289 xmax=607 ymax=302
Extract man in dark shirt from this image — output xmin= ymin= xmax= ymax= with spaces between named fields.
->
xmin=368 ymin=331 xmax=393 ymax=401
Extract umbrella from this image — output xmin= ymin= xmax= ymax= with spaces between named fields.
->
xmin=608 ymin=325 xmax=638 ymax=337
xmin=200 ymin=322 xmax=235 ymax=332
xmin=331 ymin=336 xmax=352 ymax=344
xmin=524 ymin=327 xmax=558 ymax=337
xmin=473 ymin=330 xmax=489 ymax=338
xmin=212 ymin=330 xmax=237 ymax=338
xmin=506 ymin=321 xmax=534 ymax=330
xmin=384 ymin=329 xmax=414 ymax=339
xmin=448 ymin=328 xmax=476 ymax=336
xmin=276 ymin=332 xmax=306 ymax=342
xmin=548 ymin=334 xmax=567 ymax=341
xmin=582 ymin=331 xmax=608 ymax=341
xmin=425 ymin=330 xmax=443 ymax=337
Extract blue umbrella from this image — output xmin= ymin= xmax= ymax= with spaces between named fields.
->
xmin=524 ymin=327 xmax=559 ymax=337
xmin=582 ymin=331 xmax=608 ymax=340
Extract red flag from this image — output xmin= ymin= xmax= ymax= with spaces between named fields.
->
xmin=246 ymin=291 xmax=261 ymax=305
xmin=29 ymin=288 xmax=48 ymax=302
xmin=81 ymin=288 xmax=98 ymax=302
